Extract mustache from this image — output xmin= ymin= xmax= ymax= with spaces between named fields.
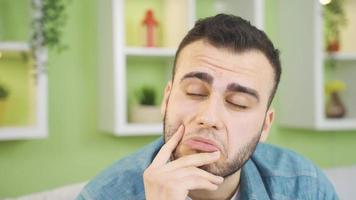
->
xmin=186 ymin=128 xmax=217 ymax=138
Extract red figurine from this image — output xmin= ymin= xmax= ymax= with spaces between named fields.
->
xmin=142 ymin=9 xmax=159 ymax=47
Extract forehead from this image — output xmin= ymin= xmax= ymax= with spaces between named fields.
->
xmin=175 ymin=40 xmax=274 ymax=94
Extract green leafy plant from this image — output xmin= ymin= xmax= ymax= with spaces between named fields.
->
xmin=323 ymin=0 xmax=348 ymax=51
xmin=0 ymin=85 xmax=9 ymax=100
xmin=136 ymin=86 xmax=157 ymax=106
xmin=31 ymin=0 xmax=70 ymax=52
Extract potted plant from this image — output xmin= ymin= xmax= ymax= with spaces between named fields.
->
xmin=130 ymin=86 xmax=162 ymax=123
xmin=0 ymin=84 xmax=9 ymax=124
xmin=325 ymin=80 xmax=346 ymax=118
xmin=323 ymin=0 xmax=347 ymax=52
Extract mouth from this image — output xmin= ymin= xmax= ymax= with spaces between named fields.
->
xmin=183 ymin=137 xmax=221 ymax=153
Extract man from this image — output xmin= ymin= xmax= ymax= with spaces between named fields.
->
xmin=77 ymin=14 xmax=338 ymax=199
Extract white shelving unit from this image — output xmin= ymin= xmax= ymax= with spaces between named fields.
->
xmin=98 ymin=0 xmax=265 ymax=136
xmin=0 ymin=42 xmax=48 ymax=140
xmin=277 ymin=0 xmax=356 ymax=131
xmin=0 ymin=1 xmax=48 ymax=140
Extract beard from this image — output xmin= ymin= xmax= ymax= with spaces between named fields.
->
xmin=163 ymin=107 xmax=263 ymax=178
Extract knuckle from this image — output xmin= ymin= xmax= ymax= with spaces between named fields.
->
xmin=159 ymin=145 xmax=167 ymax=152
xmin=160 ymin=144 xmax=171 ymax=152
xmin=143 ymin=168 xmax=154 ymax=180
xmin=143 ymin=169 xmax=149 ymax=177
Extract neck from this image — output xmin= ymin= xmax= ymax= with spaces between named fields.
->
xmin=188 ymin=170 xmax=241 ymax=200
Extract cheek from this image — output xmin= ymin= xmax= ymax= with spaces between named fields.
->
xmin=225 ymin=112 xmax=265 ymax=156
xmin=165 ymin=97 xmax=194 ymax=138
xmin=167 ymin=92 xmax=196 ymax=121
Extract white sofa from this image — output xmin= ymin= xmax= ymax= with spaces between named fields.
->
xmin=3 ymin=166 xmax=356 ymax=200
xmin=323 ymin=165 xmax=356 ymax=200
xmin=2 ymin=182 xmax=86 ymax=200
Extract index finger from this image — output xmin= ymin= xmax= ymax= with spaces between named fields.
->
xmin=151 ymin=125 xmax=184 ymax=167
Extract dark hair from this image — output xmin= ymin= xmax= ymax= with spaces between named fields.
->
xmin=172 ymin=14 xmax=281 ymax=107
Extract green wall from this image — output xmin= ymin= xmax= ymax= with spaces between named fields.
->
xmin=0 ymin=0 xmax=356 ymax=198
xmin=0 ymin=0 xmax=29 ymax=41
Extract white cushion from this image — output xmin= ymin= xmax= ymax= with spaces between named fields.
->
xmin=324 ymin=165 xmax=356 ymax=200
xmin=3 ymin=182 xmax=86 ymax=200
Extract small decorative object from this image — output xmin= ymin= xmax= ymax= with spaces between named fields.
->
xmin=130 ymin=86 xmax=162 ymax=123
xmin=325 ymin=80 xmax=346 ymax=118
xmin=0 ymin=84 xmax=9 ymax=125
xmin=323 ymin=0 xmax=347 ymax=52
xmin=142 ymin=9 xmax=159 ymax=47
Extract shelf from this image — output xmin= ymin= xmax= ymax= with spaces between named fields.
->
xmin=0 ymin=42 xmax=30 ymax=52
xmin=325 ymin=52 xmax=356 ymax=61
xmin=0 ymin=126 xmax=47 ymax=140
xmin=319 ymin=118 xmax=356 ymax=130
xmin=125 ymin=47 xmax=176 ymax=57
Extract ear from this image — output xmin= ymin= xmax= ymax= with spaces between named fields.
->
xmin=259 ymin=108 xmax=275 ymax=142
xmin=161 ymin=81 xmax=173 ymax=115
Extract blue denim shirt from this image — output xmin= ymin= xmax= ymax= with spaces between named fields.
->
xmin=76 ymin=137 xmax=338 ymax=200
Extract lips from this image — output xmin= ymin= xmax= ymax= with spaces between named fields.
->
xmin=183 ymin=137 xmax=220 ymax=152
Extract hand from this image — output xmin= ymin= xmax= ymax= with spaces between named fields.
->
xmin=143 ymin=125 xmax=224 ymax=200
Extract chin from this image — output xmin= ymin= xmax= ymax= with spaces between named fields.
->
xmin=199 ymin=164 xmax=222 ymax=175
xmin=174 ymin=145 xmax=242 ymax=177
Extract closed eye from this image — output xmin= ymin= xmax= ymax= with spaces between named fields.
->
xmin=186 ymin=92 xmax=208 ymax=97
xmin=226 ymin=100 xmax=248 ymax=109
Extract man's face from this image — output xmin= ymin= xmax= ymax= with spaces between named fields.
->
xmin=162 ymin=40 xmax=275 ymax=177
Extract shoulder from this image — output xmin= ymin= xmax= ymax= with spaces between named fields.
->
xmin=77 ymin=137 xmax=164 ymax=200
xmin=252 ymin=143 xmax=317 ymax=177
xmin=251 ymin=143 xmax=338 ymax=199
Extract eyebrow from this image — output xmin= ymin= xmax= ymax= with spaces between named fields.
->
xmin=227 ymin=83 xmax=260 ymax=102
xmin=180 ymin=71 xmax=213 ymax=85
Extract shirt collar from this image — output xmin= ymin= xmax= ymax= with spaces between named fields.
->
xmin=239 ymin=157 xmax=270 ymax=200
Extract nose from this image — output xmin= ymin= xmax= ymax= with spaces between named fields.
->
xmin=195 ymin=97 xmax=223 ymax=130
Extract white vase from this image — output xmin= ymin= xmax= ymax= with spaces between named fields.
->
xmin=130 ymin=104 xmax=162 ymax=123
